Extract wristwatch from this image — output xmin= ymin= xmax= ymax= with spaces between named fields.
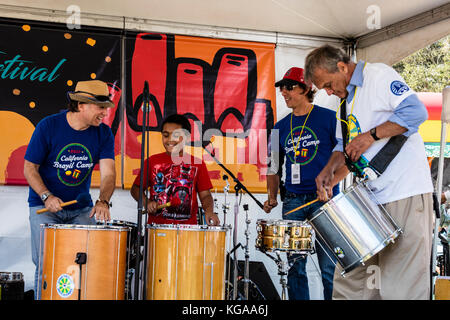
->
xmin=96 ymin=199 xmax=112 ymax=208
xmin=369 ymin=127 xmax=380 ymax=141
xmin=40 ymin=191 xmax=52 ymax=203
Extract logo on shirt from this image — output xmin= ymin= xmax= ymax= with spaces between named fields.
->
xmin=54 ymin=143 xmax=94 ymax=186
xmin=390 ymin=80 xmax=409 ymax=96
xmin=347 ymin=114 xmax=361 ymax=143
xmin=151 ymin=162 xmax=197 ymax=221
xmin=284 ymin=127 xmax=320 ymax=165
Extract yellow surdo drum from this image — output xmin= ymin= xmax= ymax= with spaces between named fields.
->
xmin=145 ymin=224 xmax=228 ymax=300
xmin=40 ymin=224 xmax=129 ymax=300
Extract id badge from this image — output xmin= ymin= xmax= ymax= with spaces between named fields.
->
xmin=291 ymin=163 xmax=301 ymax=184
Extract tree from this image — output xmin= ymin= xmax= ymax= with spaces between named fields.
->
xmin=393 ymin=35 xmax=449 ymax=93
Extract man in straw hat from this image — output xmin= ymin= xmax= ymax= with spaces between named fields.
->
xmin=24 ymin=80 xmax=116 ymax=299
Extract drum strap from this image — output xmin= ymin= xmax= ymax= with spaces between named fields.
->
xmin=340 ymin=98 xmax=408 ymax=176
xmin=340 ymin=98 xmax=358 ymax=172
xmin=368 ymin=134 xmax=408 ymax=174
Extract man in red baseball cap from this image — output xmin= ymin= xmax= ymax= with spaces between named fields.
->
xmin=264 ymin=67 xmax=346 ymax=300
xmin=275 ymin=67 xmax=307 ymax=87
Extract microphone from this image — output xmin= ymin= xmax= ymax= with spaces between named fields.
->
xmin=142 ymin=81 xmax=151 ymax=111
xmin=202 ymin=135 xmax=216 ymax=148
xmin=202 ymin=139 xmax=213 ymax=148
xmin=156 ymin=197 xmax=181 ymax=210
xmin=36 ymin=193 xmax=91 ymax=214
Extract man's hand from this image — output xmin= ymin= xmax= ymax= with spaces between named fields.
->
xmin=315 ymin=166 xmax=334 ymax=202
xmin=146 ymin=201 xmax=159 ymax=215
xmin=44 ymin=194 xmax=64 ymax=213
xmin=205 ymin=212 xmax=220 ymax=226
xmin=345 ymin=131 xmax=373 ymax=162
xmin=90 ymin=200 xmax=111 ymax=221
xmin=263 ymin=198 xmax=278 ymax=213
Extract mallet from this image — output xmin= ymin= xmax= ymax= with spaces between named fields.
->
xmin=36 ymin=193 xmax=91 ymax=214
xmin=156 ymin=197 xmax=181 ymax=210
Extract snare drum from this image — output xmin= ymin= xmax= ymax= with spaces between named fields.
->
xmin=146 ymin=224 xmax=228 ymax=300
xmin=308 ymin=182 xmax=402 ymax=275
xmin=40 ymin=224 xmax=129 ymax=300
xmin=0 ymin=272 xmax=24 ymax=300
xmin=255 ymin=219 xmax=313 ymax=253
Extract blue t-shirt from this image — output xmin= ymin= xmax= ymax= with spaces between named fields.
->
xmin=271 ymin=105 xmax=339 ymax=195
xmin=25 ymin=110 xmax=115 ymax=209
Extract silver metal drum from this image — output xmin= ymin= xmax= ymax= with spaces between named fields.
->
xmin=255 ymin=219 xmax=313 ymax=254
xmin=308 ymin=182 xmax=402 ymax=275
xmin=0 ymin=272 xmax=24 ymax=300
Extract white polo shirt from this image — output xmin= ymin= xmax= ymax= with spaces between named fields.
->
xmin=336 ymin=62 xmax=433 ymax=204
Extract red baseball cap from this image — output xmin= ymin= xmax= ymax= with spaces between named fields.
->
xmin=275 ymin=67 xmax=309 ymax=88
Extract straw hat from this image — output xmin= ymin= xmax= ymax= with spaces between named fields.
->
xmin=68 ymin=80 xmax=115 ymax=108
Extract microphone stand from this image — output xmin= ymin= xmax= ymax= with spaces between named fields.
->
xmin=202 ymin=143 xmax=264 ymax=300
xmin=134 ymin=81 xmax=151 ymax=300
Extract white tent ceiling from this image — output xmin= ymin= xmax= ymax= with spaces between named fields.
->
xmin=0 ymin=0 xmax=449 ymax=64
xmin=0 ymin=0 xmax=447 ymax=38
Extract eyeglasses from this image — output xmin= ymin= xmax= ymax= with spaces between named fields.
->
xmin=279 ymin=84 xmax=299 ymax=92
xmin=74 ymin=91 xmax=111 ymax=102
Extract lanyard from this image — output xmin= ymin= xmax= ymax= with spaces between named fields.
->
xmin=290 ymin=104 xmax=314 ymax=162
xmin=335 ymin=62 xmax=366 ymax=140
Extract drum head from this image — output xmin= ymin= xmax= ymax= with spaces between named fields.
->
xmin=41 ymin=223 xmax=129 ymax=232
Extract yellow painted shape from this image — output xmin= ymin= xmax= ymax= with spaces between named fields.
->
xmin=0 ymin=111 xmax=35 ymax=183
xmin=419 ymin=120 xmax=450 ymax=143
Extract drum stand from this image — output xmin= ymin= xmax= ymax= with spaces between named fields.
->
xmin=262 ymin=246 xmax=322 ymax=300
xmin=242 ymin=202 xmax=251 ymax=299
xmin=202 ymin=142 xmax=265 ymax=300
xmin=263 ymin=251 xmax=290 ymax=300
xmin=134 ymin=81 xmax=151 ymax=300
xmin=222 ymin=175 xmax=230 ymax=227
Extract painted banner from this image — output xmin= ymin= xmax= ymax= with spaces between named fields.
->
xmin=0 ymin=18 xmax=121 ymax=186
xmin=0 ymin=18 xmax=276 ymax=193
xmin=121 ymin=33 xmax=275 ymax=192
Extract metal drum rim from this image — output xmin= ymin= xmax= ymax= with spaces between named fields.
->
xmin=340 ymin=228 xmax=403 ymax=274
xmin=309 ymin=183 xmax=362 ymax=222
xmin=40 ymin=223 xmax=130 ymax=231
xmin=256 ymin=247 xmax=312 ymax=254
xmin=99 ymin=219 xmax=138 ymax=227
xmin=146 ymin=223 xmax=229 ymax=232
xmin=0 ymin=271 xmax=24 ymax=281
xmin=256 ymin=219 xmax=311 ymax=227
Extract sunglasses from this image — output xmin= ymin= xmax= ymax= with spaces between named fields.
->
xmin=74 ymin=91 xmax=111 ymax=102
xmin=279 ymin=84 xmax=299 ymax=91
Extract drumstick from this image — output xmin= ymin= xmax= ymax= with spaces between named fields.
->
xmin=284 ymin=198 xmax=319 ymax=216
xmin=284 ymin=189 xmax=329 ymax=216
xmin=156 ymin=197 xmax=181 ymax=210
xmin=36 ymin=193 xmax=91 ymax=214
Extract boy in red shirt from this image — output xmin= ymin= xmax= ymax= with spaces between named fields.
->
xmin=130 ymin=114 xmax=220 ymax=226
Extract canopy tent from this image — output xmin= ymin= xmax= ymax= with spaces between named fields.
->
xmin=0 ymin=0 xmax=448 ymax=65
xmin=0 ymin=0 xmax=448 ymax=298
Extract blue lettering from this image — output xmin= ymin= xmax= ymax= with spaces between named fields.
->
xmin=47 ymin=58 xmax=66 ymax=82
xmin=0 ymin=51 xmax=65 ymax=83
xmin=30 ymin=68 xmax=49 ymax=81
xmin=19 ymin=66 xmax=37 ymax=80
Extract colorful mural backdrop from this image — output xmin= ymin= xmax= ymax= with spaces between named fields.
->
xmin=0 ymin=18 xmax=276 ymax=193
